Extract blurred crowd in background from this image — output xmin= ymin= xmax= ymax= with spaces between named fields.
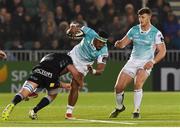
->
xmin=0 ymin=0 xmax=180 ymax=51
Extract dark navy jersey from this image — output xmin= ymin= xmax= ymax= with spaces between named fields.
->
xmin=32 ymin=53 xmax=73 ymax=79
xmin=28 ymin=53 xmax=73 ymax=90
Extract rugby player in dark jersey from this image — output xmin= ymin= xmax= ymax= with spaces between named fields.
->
xmin=2 ymin=53 xmax=83 ymax=120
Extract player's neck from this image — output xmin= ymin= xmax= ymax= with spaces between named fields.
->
xmin=141 ymin=23 xmax=151 ymax=32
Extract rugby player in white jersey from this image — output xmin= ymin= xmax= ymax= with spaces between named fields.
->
xmin=65 ymin=23 xmax=109 ymax=119
xmin=109 ymin=7 xmax=166 ymax=119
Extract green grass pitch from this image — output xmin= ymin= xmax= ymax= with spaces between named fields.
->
xmin=0 ymin=92 xmax=180 ymax=127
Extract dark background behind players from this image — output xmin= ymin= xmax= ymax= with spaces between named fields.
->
xmin=0 ymin=0 xmax=179 ymax=50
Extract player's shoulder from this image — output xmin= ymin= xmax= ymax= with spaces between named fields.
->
xmin=128 ymin=25 xmax=139 ymax=33
xmin=151 ymin=25 xmax=161 ymax=33
xmin=81 ymin=26 xmax=98 ymax=37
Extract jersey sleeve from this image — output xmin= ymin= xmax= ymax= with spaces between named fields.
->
xmin=81 ymin=26 xmax=97 ymax=37
xmin=126 ymin=27 xmax=133 ymax=40
xmin=155 ymin=31 xmax=164 ymax=44
xmin=97 ymin=46 xmax=108 ymax=64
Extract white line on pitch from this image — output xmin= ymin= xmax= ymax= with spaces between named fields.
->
xmin=71 ymin=118 xmax=136 ymax=125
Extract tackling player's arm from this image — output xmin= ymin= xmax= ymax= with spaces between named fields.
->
xmin=66 ymin=64 xmax=83 ymax=87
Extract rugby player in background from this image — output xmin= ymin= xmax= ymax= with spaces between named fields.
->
xmin=109 ymin=7 xmax=166 ymax=119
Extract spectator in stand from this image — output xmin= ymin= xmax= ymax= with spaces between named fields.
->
xmin=72 ymin=4 xmax=83 ymax=19
xmin=163 ymin=12 xmax=179 ymax=40
xmin=171 ymin=30 xmax=180 ymax=49
xmin=11 ymin=5 xmax=25 ymax=39
xmin=41 ymin=11 xmax=57 ymax=49
xmin=10 ymin=39 xmax=24 ymax=50
xmin=50 ymin=39 xmax=60 ymax=50
xmin=22 ymin=0 xmax=39 ymax=17
xmin=55 ymin=21 xmax=71 ymax=50
xmin=151 ymin=12 xmax=162 ymax=31
xmin=55 ymin=5 xmax=67 ymax=26
xmin=107 ymin=16 xmax=125 ymax=42
xmin=22 ymin=15 xmax=37 ymax=41
xmin=73 ymin=14 xmax=87 ymax=27
xmin=32 ymin=41 xmax=42 ymax=50
xmin=0 ymin=12 xmax=13 ymax=44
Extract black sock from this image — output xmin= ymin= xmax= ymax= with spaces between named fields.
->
xmin=33 ymin=97 xmax=50 ymax=113
xmin=12 ymin=94 xmax=23 ymax=105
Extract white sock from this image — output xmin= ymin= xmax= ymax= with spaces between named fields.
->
xmin=66 ymin=105 xmax=74 ymax=114
xmin=115 ymin=91 xmax=124 ymax=110
xmin=134 ymin=89 xmax=143 ymax=112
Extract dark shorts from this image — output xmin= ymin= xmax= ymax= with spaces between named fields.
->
xmin=27 ymin=68 xmax=60 ymax=91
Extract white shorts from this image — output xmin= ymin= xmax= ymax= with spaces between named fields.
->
xmin=122 ymin=59 xmax=152 ymax=78
xmin=68 ymin=49 xmax=94 ymax=76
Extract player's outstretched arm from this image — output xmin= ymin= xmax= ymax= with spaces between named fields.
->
xmin=114 ymin=35 xmax=131 ymax=48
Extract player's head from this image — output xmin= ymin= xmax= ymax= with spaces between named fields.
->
xmin=138 ymin=7 xmax=152 ymax=27
xmin=94 ymin=30 xmax=108 ymax=51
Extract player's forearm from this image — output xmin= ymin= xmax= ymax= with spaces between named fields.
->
xmin=114 ymin=40 xmax=125 ymax=48
xmin=114 ymin=36 xmax=131 ymax=49
xmin=153 ymin=47 xmax=166 ymax=64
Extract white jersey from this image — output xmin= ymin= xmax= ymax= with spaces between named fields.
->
xmin=127 ymin=24 xmax=164 ymax=60
xmin=68 ymin=26 xmax=108 ymax=76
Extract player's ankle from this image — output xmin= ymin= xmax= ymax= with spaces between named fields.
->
xmin=66 ymin=105 xmax=74 ymax=114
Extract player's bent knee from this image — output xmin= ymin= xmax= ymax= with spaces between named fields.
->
xmin=46 ymin=94 xmax=57 ymax=102
xmin=22 ymin=81 xmax=36 ymax=94
xmin=114 ymin=85 xmax=124 ymax=93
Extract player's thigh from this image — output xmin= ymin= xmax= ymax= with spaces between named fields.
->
xmin=134 ymin=69 xmax=149 ymax=89
xmin=115 ymin=71 xmax=133 ymax=92
xmin=20 ymin=80 xmax=39 ymax=97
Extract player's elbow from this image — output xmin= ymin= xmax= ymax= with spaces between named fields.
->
xmin=115 ymin=42 xmax=125 ymax=49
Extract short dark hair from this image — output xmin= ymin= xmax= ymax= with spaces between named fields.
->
xmin=138 ymin=7 xmax=152 ymax=15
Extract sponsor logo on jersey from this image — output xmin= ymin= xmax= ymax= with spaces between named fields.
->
xmin=33 ymin=68 xmax=53 ymax=78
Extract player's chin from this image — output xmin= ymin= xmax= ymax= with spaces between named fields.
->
xmin=96 ymin=47 xmax=103 ymax=51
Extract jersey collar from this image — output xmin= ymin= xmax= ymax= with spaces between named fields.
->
xmin=139 ymin=24 xmax=152 ymax=34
